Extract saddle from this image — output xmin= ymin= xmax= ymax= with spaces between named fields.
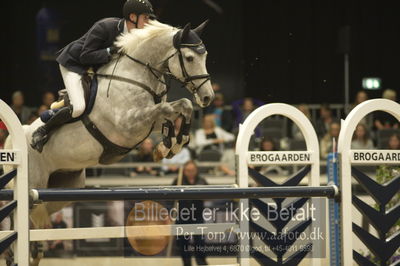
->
xmin=41 ymin=71 xmax=135 ymax=165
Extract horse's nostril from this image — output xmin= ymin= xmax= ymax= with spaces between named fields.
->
xmin=203 ymin=96 xmax=210 ymax=105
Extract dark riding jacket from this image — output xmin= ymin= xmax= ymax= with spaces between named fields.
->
xmin=56 ymin=17 xmax=125 ymax=74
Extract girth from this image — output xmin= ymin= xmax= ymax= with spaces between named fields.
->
xmin=82 ymin=115 xmax=155 ymax=165
xmin=82 ymin=115 xmax=132 ymax=164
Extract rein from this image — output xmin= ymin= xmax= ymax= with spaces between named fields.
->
xmin=96 ymin=72 xmax=167 ymax=104
xmin=96 ymin=47 xmax=210 ymax=103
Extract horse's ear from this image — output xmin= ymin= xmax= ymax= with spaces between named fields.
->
xmin=182 ymin=23 xmax=191 ymax=40
xmin=193 ymin=19 xmax=209 ymax=36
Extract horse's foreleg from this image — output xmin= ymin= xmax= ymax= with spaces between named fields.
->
xmin=153 ymin=99 xmax=193 ymax=161
xmin=168 ymin=99 xmax=193 ymax=156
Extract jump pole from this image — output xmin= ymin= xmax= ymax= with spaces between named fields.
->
xmin=0 ymin=186 xmax=338 ymax=202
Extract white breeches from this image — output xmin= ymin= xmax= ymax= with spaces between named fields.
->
xmin=59 ymin=65 xmax=86 ymax=118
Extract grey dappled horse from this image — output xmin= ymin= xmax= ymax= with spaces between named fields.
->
xmin=3 ymin=20 xmax=213 ymax=265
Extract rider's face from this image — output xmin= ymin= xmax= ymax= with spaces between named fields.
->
xmin=128 ymin=14 xmax=150 ymax=29
xmin=137 ymin=14 xmax=150 ymax=29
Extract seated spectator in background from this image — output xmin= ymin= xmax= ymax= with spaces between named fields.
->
xmin=351 ymin=90 xmax=369 ymax=109
xmin=211 ymin=82 xmax=221 ymax=93
xmin=351 ymin=90 xmax=372 ymax=128
xmin=351 ymin=124 xmax=374 ymax=149
xmin=195 ymin=114 xmax=235 ymax=154
xmin=219 ymin=136 xmax=237 ymax=176
xmin=131 ymin=138 xmax=158 ymax=176
xmin=255 ymin=137 xmax=282 ymax=174
xmin=0 ymin=121 xmax=8 ymax=149
xmin=37 ymin=104 xmax=49 ymax=116
xmin=387 ymin=134 xmax=400 ymax=149
xmin=27 ymin=111 xmax=39 ymax=125
xmin=219 ymin=148 xmax=235 ymax=176
xmin=374 ymin=89 xmax=399 ymax=130
xmin=232 ymin=97 xmax=264 ymax=130
xmin=260 ymin=137 xmax=278 ymax=152
xmin=161 ymin=117 xmax=191 ymax=174
xmin=205 ymin=93 xmax=234 ymax=132
xmin=320 ymin=121 xmax=340 ymax=159
xmin=316 ymin=103 xmax=334 ymax=138
xmin=292 ymin=104 xmax=313 ymax=140
xmin=42 ymin=91 xmax=56 ymax=109
xmin=10 ymin=91 xmax=32 ymax=125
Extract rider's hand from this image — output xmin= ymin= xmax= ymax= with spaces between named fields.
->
xmin=108 ymin=45 xmax=119 ymax=55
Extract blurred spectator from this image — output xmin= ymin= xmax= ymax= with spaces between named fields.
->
xmin=195 ymin=114 xmax=235 ymax=154
xmin=219 ymin=136 xmax=237 ymax=176
xmin=27 ymin=111 xmax=39 ymax=125
xmin=351 ymin=90 xmax=372 ymax=128
xmin=211 ymin=82 xmax=221 ymax=92
xmin=260 ymin=137 xmax=278 ymax=152
xmin=374 ymin=89 xmax=399 ymax=130
xmin=0 ymin=121 xmax=8 ymax=149
xmin=219 ymin=148 xmax=235 ymax=176
xmin=37 ymin=104 xmax=49 ymax=116
xmin=172 ymin=161 xmax=208 ymax=266
xmin=10 ymin=91 xmax=32 ymax=124
xmin=320 ymin=120 xmax=340 ymax=159
xmin=351 ymin=124 xmax=374 ymax=149
xmin=205 ymin=93 xmax=233 ymax=132
xmin=382 ymin=89 xmax=397 ymax=101
xmin=161 ymin=117 xmax=191 ymax=174
xmin=292 ymin=104 xmax=312 ymax=140
xmin=232 ymin=97 xmax=264 ymax=129
xmin=42 ymin=91 xmax=56 ymax=109
xmin=387 ymin=134 xmax=400 ymax=150
xmin=316 ymin=103 xmax=334 ymax=138
xmin=256 ymin=137 xmax=283 ymax=174
xmin=131 ymin=138 xmax=158 ymax=176
xmin=352 ymin=90 xmax=369 ymax=108
xmin=49 ymin=212 xmax=67 ymax=251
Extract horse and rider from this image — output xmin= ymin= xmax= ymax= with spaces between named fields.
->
xmin=31 ymin=0 xmax=156 ymax=152
xmin=4 ymin=0 xmax=213 ymax=265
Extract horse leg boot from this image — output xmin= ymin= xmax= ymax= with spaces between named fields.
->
xmin=169 ymin=116 xmax=191 ymax=157
xmin=153 ymin=119 xmax=176 ymax=161
xmin=31 ymin=106 xmax=73 ymax=152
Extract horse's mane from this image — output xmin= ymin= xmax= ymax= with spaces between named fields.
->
xmin=115 ymin=20 xmax=177 ymax=54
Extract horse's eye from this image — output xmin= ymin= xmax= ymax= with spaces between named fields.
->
xmin=186 ymin=56 xmax=194 ymax=62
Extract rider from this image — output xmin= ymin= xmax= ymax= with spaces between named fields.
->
xmin=31 ymin=0 xmax=155 ymax=152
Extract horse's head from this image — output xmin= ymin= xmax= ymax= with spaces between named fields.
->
xmin=168 ymin=21 xmax=214 ymax=107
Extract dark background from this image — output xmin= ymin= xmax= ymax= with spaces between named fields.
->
xmin=1 ymin=0 xmax=399 ymax=106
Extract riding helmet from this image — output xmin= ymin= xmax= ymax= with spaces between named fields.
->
xmin=123 ymin=0 xmax=155 ymax=19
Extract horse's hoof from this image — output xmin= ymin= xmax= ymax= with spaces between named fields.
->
xmin=153 ymin=143 xmax=169 ymax=162
xmin=153 ymin=148 xmax=164 ymax=162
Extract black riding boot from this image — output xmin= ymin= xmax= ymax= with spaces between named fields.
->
xmin=31 ymin=106 xmax=73 ymax=152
